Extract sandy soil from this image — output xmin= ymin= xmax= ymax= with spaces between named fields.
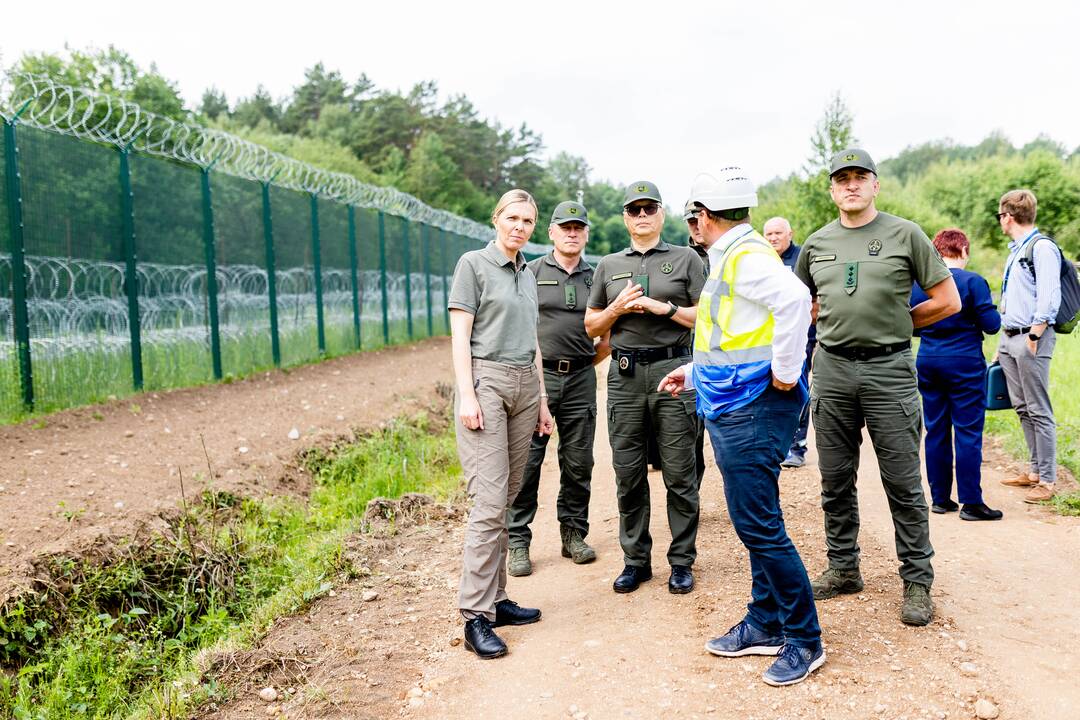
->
xmin=0 ymin=338 xmax=454 ymax=604
xmin=3 ymin=343 xmax=1077 ymax=719
xmin=206 ymin=357 xmax=1079 ymax=720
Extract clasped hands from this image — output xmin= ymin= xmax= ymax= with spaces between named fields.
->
xmin=610 ymin=279 xmax=668 ymax=317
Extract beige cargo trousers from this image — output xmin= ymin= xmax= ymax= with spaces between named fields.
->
xmin=457 ymin=359 xmax=540 ymax=621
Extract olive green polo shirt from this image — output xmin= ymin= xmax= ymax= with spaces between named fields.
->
xmin=588 ymin=240 xmax=706 ymax=349
xmin=528 ymin=252 xmax=596 ymax=360
xmin=795 ymin=211 xmax=951 ymax=347
xmin=448 ymin=241 xmax=538 ymax=365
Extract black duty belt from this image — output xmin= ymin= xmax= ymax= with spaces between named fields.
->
xmin=820 ymin=340 xmax=910 ymax=361
xmin=1003 ymin=326 xmax=1032 ymax=337
xmin=613 ymin=346 xmax=691 ymax=363
xmin=542 ymin=356 xmax=593 ymax=374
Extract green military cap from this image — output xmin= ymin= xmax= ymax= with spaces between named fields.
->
xmin=830 ymin=148 xmax=877 ymax=177
xmin=682 ymin=200 xmax=696 ymax=220
xmin=623 ymin=180 xmax=663 ymax=207
xmin=550 ymin=200 xmax=590 ymax=226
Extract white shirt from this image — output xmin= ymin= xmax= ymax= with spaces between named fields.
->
xmin=683 ymin=223 xmax=812 ymax=388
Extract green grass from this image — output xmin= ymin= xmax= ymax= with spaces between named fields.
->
xmin=0 ymin=411 xmax=460 ymax=719
xmin=984 ymin=331 xmax=1080 ymax=513
xmin=0 ymin=318 xmax=436 ymax=426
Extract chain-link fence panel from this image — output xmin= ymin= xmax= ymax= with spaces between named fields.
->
xmin=382 ymin=213 xmax=408 ymax=345
xmin=0 ymin=125 xmax=19 ymax=420
xmin=355 ymin=208 xmax=384 ymax=348
xmin=270 ymin=187 xmax=319 ymax=367
xmin=18 ymin=128 xmax=131 ymax=412
xmin=213 ymin=173 xmax=273 ymax=377
xmin=130 ymin=154 xmax=212 ymax=391
xmin=318 ymin=199 xmax=355 ymax=357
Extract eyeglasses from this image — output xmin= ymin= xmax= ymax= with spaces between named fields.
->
xmin=996 ymin=212 xmax=1010 ymax=221
xmin=625 ymin=202 xmax=661 ymax=217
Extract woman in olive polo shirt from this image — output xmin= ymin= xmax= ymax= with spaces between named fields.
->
xmin=448 ymin=188 xmax=555 ymax=659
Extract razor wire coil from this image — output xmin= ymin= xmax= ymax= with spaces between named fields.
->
xmin=1 ymin=72 xmax=501 ymax=243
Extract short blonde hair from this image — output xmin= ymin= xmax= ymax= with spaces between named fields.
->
xmin=491 ymin=189 xmax=538 ymax=225
xmin=999 ymin=189 xmax=1038 ymax=225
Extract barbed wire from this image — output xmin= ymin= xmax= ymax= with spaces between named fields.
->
xmin=0 ymin=72 xmax=498 ymax=242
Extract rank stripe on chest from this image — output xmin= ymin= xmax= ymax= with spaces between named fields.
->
xmin=536 ymin=280 xmax=559 ymax=285
xmin=611 ymin=272 xmax=634 ymax=280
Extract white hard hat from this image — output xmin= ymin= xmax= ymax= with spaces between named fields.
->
xmin=688 ymin=167 xmax=758 ymax=212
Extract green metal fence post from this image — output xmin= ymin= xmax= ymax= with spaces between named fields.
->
xmin=3 ymin=102 xmax=34 ymax=410
xmin=201 ymin=163 xmax=223 ymax=380
xmin=310 ymin=193 xmax=325 ymax=355
xmin=347 ymin=205 xmax=361 ymax=350
xmin=378 ymin=211 xmax=389 ymax=345
xmin=261 ymin=181 xmax=281 ymax=366
xmin=440 ymin=227 xmax=449 ymax=333
xmin=402 ymin=216 xmax=413 ymax=340
xmin=118 ymin=134 xmax=146 ymax=391
xmin=422 ymin=223 xmax=433 ymax=337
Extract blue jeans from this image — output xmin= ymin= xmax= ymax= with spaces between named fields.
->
xmin=705 ymin=385 xmax=821 ymax=648
xmin=788 ymin=341 xmax=816 ymax=458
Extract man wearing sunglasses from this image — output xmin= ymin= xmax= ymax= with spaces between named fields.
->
xmin=585 ymin=181 xmax=705 ymax=595
xmin=794 ymin=148 xmax=960 ymax=627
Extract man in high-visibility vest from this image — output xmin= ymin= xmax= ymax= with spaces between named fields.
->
xmin=658 ymin=168 xmax=823 ymax=686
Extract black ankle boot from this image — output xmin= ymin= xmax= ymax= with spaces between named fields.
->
xmin=493 ymin=599 xmax=541 ymax=627
xmin=463 ymin=616 xmax=508 ymax=659
xmin=959 ymin=503 xmax=1003 ymax=521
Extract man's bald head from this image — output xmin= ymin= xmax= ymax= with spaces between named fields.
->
xmin=763 ymin=216 xmax=793 ymax=254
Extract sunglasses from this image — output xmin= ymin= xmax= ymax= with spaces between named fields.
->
xmin=625 ymin=202 xmax=661 ymax=217
xmin=996 ymin=212 xmax=1010 ymax=221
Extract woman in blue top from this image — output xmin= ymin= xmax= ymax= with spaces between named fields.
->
xmin=911 ymin=229 xmax=1002 ymax=520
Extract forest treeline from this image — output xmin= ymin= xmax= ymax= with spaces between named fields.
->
xmin=10 ymin=48 xmax=1080 ymax=264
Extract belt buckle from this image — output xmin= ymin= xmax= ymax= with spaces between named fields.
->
xmin=557 ymin=359 xmax=571 ymax=373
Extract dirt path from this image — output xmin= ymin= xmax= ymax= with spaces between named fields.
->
xmin=6 ymin=342 xmax=1077 ymax=719
xmin=0 ymin=338 xmax=455 ymax=603
xmin=208 ymin=360 xmax=1079 ymax=720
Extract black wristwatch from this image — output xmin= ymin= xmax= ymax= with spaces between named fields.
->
xmin=666 ymin=302 xmax=679 ymax=318
xmin=1028 ymin=332 xmax=1042 ymax=342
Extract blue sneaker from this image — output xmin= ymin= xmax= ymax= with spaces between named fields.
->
xmin=704 ymin=621 xmax=784 ymax=657
xmin=762 ymin=643 xmax=826 ymax=686
xmin=780 ymin=451 xmax=806 ymax=468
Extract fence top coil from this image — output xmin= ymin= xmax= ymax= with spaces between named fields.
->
xmin=0 ymin=72 xmax=505 ymax=243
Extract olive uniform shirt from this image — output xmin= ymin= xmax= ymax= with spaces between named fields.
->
xmin=528 ymin=252 xmax=596 ymax=361
xmin=588 ymin=240 xmax=706 ymax=348
xmin=448 ymin=241 xmax=538 ymax=365
xmin=794 ymin=212 xmax=950 ymax=347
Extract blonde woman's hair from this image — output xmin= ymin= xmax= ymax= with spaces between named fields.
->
xmin=491 ymin=189 xmax=538 ymax=224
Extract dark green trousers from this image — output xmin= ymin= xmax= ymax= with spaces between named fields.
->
xmin=811 ymin=348 xmax=934 ymax=586
xmin=607 ymin=355 xmax=700 ymax=568
xmin=507 ymin=366 xmax=596 ymax=548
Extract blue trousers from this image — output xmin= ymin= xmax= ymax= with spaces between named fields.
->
xmin=705 ymin=385 xmax=821 ymax=648
xmin=788 ymin=340 xmax=816 ymax=457
xmin=916 ymin=354 xmax=987 ymax=505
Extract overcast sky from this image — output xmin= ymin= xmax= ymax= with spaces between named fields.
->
xmin=4 ymin=0 xmax=1078 ymax=207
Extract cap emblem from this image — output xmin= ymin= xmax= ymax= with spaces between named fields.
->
xmin=844 ymin=153 xmax=859 ymax=162
xmin=568 ymin=207 xmax=579 ymax=215
xmin=636 ymin=184 xmax=647 ymax=192
xmin=661 ymin=262 xmax=673 ymax=274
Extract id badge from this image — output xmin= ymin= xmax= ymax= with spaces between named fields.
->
xmin=617 ymin=351 xmax=635 ymax=377
xmin=634 ymin=274 xmax=650 ymax=297
xmin=564 ymin=283 xmax=577 ymax=309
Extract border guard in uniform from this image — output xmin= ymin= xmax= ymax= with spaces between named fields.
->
xmin=585 ymin=181 xmax=705 ymax=595
xmin=507 ymin=201 xmax=610 ymax=576
xmin=794 ymin=149 xmax=960 ymax=626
